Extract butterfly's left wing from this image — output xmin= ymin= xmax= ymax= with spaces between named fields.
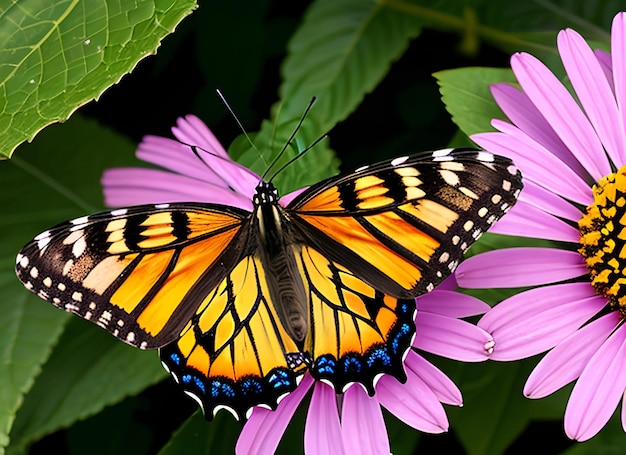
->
xmin=286 ymin=148 xmax=522 ymax=299
xmin=15 ymin=203 xmax=250 ymax=349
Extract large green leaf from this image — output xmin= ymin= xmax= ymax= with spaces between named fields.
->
xmin=443 ymin=357 xmax=570 ymax=455
xmin=8 ymin=318 xmax=166 ymax=452
xmin=230 ymin=0 xmax=424 ymax=185
xmin=435 ymin=67 xmax=517 ymax=139
xmin=279 ymin=0 xmax=423 ymax=131
xmin=0 ymin=0 xmax=197 ymax=159
xmin=0 ymin=114 xmax=147 ymax=454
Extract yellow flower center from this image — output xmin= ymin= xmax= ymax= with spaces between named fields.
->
xmin=579 ymin=166 xmax=626 ymax=316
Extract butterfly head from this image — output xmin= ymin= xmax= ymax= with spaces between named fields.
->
xmin=252 ymin=181 xmax=280 ymax=207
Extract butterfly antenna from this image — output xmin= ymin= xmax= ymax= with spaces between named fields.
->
xmin=216 ymin=89 xmax=268 ymax=168
xmin=261 ymin=96 xmax=317 ymax=182
xmin=266 ymin=132 xmax=328 ymax=183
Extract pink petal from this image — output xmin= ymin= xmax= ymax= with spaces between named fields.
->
xmin=280 ymin=186 xmax=308 ymax=207
xmin=479 ymin=283 xmax=606 ymax=361
xmin=305 ymin=382 xmax=345 ymax=454
xmin=172 ymin=115 xmax=229 ymax=158
xmin=486 ymin=83 xmax=587 ymax=176
xmin=558 ymin=28 xmax=626 ymax=167
xmin=404 ymin=351 xmax=462 ymax=406
xmin=417 ymin=290 xmax=490 ymax=318
xmin=477 ymin=123 xmax=593 ymax=205
xmin=376 ymin=372 xmax=448 ymax=433
xmin=524 ymin=312 xmax=620 ymax=398
xmin=136 ymin=136 xmax=228 ymax=185
xmin=236 ymin=375 xmax=314 ymax=455
xmin=414 ymin=313 xmax=492 ymax=361
xmin=341 ymin=386 xmax=390 ymax=455
xmin=612 ymin=13 xmax=626 ymax=151
xmin=101 ymin=168 xmax=254 ymax=209
xmin=565 ymin=323 xmax=626 ymax=441
xmin=511 ymin=52 xmax=611 ymax=180
xmin=456 ymin=247 xmax=587 ymax=288
xmin=594 ymin=49 xmax=613 ymax=92
xmin=518 ymin=179 xmax=584 ymax=222
xmin=486 ymin=200 xmax=581 ymax=243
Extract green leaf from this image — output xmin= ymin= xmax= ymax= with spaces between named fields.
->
xmin=230 ymin=0 xmax=424 ymax=187
xmin=445 ymin=358 xmax=568 ymax=455
xmin=0 ymin=270 xmax=68 ymax=455
xmin=563 ymin=414 xmax=626 ymax=454
xmin=8 ymin=318 xmax=166 ymax=451
xmin=279 ymin=0 xmax=423 ymax=131
xmin=0 ymin=0 xmax=197 ymax=159
xmin=0 ymin=114 xmax=144 ymax=453
xmin=435 ymin=67 xmax=517 ymax=138
xmin=158 ymin=412 xmax=240 ymax=455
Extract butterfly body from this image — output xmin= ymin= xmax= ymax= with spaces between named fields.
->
xmin=15 ymin=148 xmax=522 ymax=420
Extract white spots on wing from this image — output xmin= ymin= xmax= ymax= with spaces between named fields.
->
xmin=71 ymin=216 xmax=89 ymax=226
xmin=36 ymin=290 xmax=48 ymax=301
xmin=34 ymin=230 xmax=51 ymax=241
xmin=29 ymin=267 xmax=39 ymax=279
xmin=72 ymin=236 xmax=87 ymax=257
xmin=111 ymin=208 xmax=128 ymax=216
xmin=89 ymin=301 xmax=97 ymax=310
xmin=432 ymin=148 xmax=454 ymax=160
xmin=477 ymin=207 xmax=488 ymax=218
xmin=65 ymin=303 xmax=79 ymax=312
xmin=43 ymin=276 xmax=52 ymax=288
xmin=58 ymin=282 xmax=67 ymax=291
xmin=438 ymin=169 xmax=460 ymax=186
xmin=72 ymin=291 xmax=83 ymax=302
xmin=463 ymin=220 xmax=474 ymax=232
xmin=476 ymin=151 xmax=494 ymax=162
xmin=391 ymin=156 xmax=409 ymax=166
xmin=154 ymin=203 xmax=170 ymax=209
xmin=491 ymin=194 xmax=502 ymax=204
xmin=126 ymin=331 xmax=135 ymax=343
xmin=37 ymin=236 xmax=51 ymax=251
xmin=98 ymin=310 xmax=112 ymax=329
xmin=459 ymin=186 xmax=479 ymax=199
xmin=18 ymin=254 xmax=29 ymax=268
xmin=439 ymin=161 xmax=464 ymax=172
xmin=502 ymin=179 xmax=512 ymax=192
xmin=63 ymin=229 xmax=83 ymax=245
xmin=438 ymin=252 xmax=450 ymax=263
xmin=507 ymin=164 xmax=518 ymax=175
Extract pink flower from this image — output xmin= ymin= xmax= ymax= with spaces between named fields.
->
xmin=103 ymin=115 xmax=495 ymax=453
xmin=457 ymin=12 xmax=626 ymax=442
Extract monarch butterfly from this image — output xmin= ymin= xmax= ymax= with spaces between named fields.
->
xmin=15 ymin=146 xmax=522 ymax=420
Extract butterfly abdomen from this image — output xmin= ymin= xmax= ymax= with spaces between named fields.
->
xmin=254 ymin=182 xmax=309 ymax=344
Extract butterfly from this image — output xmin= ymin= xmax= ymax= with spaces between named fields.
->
xmin=15 ymin=147 xmax=522 ymax=420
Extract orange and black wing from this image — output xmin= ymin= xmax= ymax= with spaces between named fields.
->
xmin=15 ymin=203 xmax=249 ymax=349
xmin=295 ymin=245 xmax=415 ymax=394
xmin=287 ymin=148 xmax=523 ymax=299
xmin=159 ymin=253 xmax=309 ymax=421
xmin=158 ymin=243 xmax=416 ymax=419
